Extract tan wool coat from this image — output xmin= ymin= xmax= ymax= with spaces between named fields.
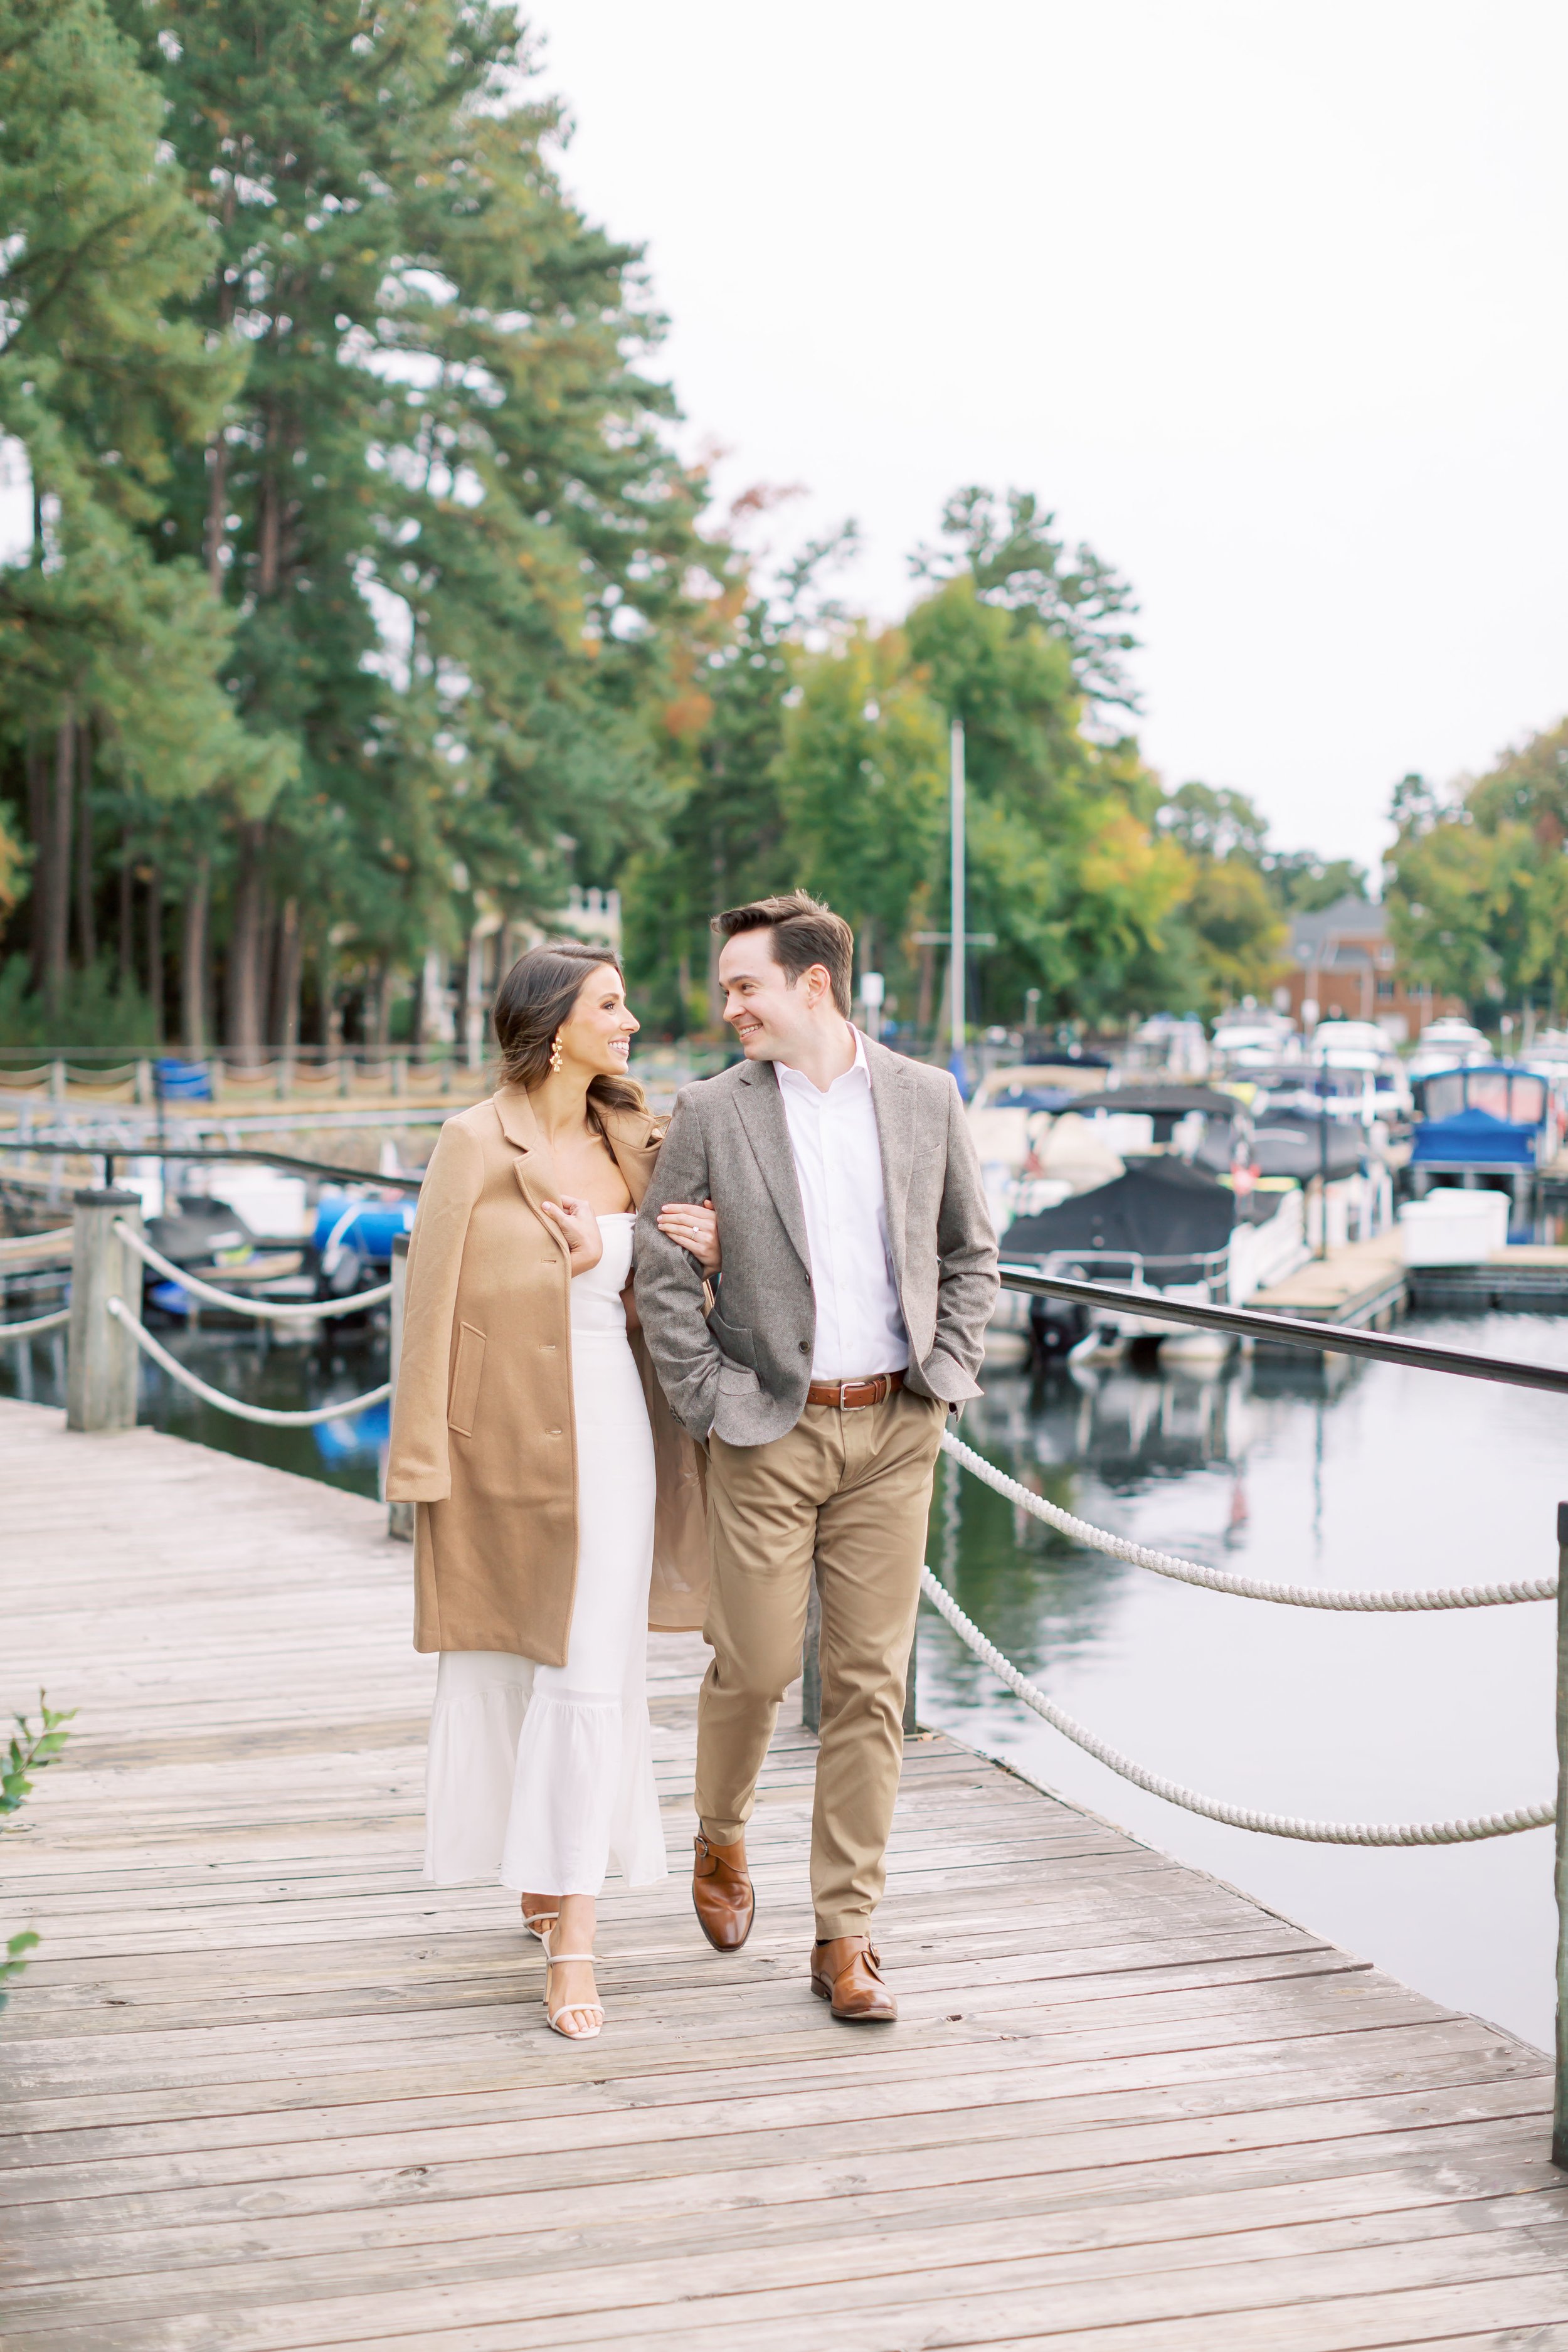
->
xmin=385 ymin=1085 xmax=709 ymax=1663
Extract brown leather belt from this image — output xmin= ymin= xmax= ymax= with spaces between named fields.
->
xmin=805 ymin=1370 xmax=906 ymax=1410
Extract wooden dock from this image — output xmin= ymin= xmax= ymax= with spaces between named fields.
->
xmin=3 ymin=1397 xmax=1567 ymax=2349
xmin=1250 ymin=1236 xmax=1408 ymax=1328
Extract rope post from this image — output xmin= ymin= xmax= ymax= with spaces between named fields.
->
xmin=66 ymin=1189 xmax=144 ymax=1433
xmin=387 ymin=1232 xmax=413 ymax=1542
xmin=1555 ymin=1500 xmax=1568 ymax=2169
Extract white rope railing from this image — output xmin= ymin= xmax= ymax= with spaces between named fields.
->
xmin=107 ymin=1297 xmax=389 ymax=1428
xmin=114 ymin=1220 xmax=391 ymax=1322
xmin=941 ymin=1433 xmax=1557 ymax=1611
xmin=0 ymin=1306 xmax=69 ymax=1339
xmin=919 ymin=1567 xmax=1555 ymax=1846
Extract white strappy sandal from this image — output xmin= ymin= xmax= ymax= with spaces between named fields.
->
xmin=542 ymin=1930 xmax=604 ymax=2040
xmin=521 ymin=1905 xmax=559 ymax=1942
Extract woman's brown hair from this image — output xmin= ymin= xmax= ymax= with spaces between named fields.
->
xmin=492 ymin=941 xmax=647 ymax=1126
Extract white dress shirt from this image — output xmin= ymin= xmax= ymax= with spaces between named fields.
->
xmin=775 ymin=1029 xmax=909 ymax=1381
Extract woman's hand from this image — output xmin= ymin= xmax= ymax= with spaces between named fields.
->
xmin=657 ymin=1195 xmax=721 ymax=1274
xmin=539 ymin=1195 xmax=604 ymax=1277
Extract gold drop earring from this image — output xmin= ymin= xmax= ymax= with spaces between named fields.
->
xmin=549 ymin=1032 xmax=564 ymax=1074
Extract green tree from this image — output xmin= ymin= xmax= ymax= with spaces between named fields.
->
xmin=38 ymin=0 xmax=712 ymax=1055
xmin=0 ymin=0 xmax=248 ymax=1025
xmin=776 ymin=624 xmax=946 ymax=975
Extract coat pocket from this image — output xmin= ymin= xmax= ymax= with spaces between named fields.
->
xmin=448 ymin=1322 xmax=486 ymax=1437
xmin=707 ymin=1305 xmax=756 ymax=1367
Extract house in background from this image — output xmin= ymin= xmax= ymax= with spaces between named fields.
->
xmin=1278 ymin=896 xmax=1465 ymax=1043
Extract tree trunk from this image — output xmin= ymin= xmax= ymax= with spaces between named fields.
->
xmin=226 ymin=819 xmax=267 ymax=1061
xmin=117 ymin=833 xmax=134 ymax=989
xmin=368 ymin=959 xmax=390 ymax=1052
xmin=254 ymin=887 xmax=277 ymax=1050
xmin=181 ymin=856 xmax=210 ymax=1053
xmin=73 ymin=718 xmax=95 ymax=968
xmin=25 ymin=736 xmax=47 ymax=988
xmin=41 ymin=704 xmax=74 ymax=1024
xmin=145 ymin=863 xmax=164 ymax=1044
xmin=273 ymin=896 xmax=302 ymax=1054
xmin=916 ymin=942 xmax=935 ymax=1037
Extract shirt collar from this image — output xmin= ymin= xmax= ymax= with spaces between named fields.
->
xmin=775 ymin=1027 xmax=869 ymax=1101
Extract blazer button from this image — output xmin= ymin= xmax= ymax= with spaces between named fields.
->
xmin=798 ymin=1341 xmax=809 ymax=1354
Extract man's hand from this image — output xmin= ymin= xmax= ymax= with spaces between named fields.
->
xmin=539 ymin=1195 xmax=604 ymax=1277
xmin=655 ymin=1195 xmax=720 ymax=1274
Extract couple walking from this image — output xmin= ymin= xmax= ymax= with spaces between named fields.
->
xmin=387 ymin=893 xmax=998 ymax=2038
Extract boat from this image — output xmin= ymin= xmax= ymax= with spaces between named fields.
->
xmin=998 ymin=1156 xmax=1309 ymax=1369
xmin=1209 ymin=1010 xmax=1301 ymax=1072
xmin=1407 ymin=1064 xmax=1563 ymax=1205
xmin=1407 ymin=1017 xmax=1493 ymax=1081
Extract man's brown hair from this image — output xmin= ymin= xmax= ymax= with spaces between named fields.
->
xmin=712 ymin=891 xmax=854 ymax=1018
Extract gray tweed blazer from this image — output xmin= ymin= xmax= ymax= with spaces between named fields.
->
xmin=635 ymin=1033 xmax=999 ymax=1446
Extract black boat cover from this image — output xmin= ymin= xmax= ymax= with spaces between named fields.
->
xmin=1231 ymin=1113 xmax=1365 ymax=1182
xmin=1062 ymin=1084 xmax=1239 ymax=1117
xmin=1002 ymin=1158 xmax=1237 ymax=1267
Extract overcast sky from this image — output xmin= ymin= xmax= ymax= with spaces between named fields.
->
xmin=536 ymin=0 xmax=1567 ymax=883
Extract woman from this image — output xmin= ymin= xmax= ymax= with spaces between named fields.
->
xmin=386 ymin=942 xmax=718 ymax=2040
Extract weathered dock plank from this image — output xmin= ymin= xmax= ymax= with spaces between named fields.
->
xmin=1 ymin=1395 xmax=1562 ymax=2349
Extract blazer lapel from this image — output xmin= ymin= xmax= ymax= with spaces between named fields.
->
xmin=865 ymin=1034 xmax=916 ymax=1283
xmin=734 ymin=1062 xmax=812 ymax=1272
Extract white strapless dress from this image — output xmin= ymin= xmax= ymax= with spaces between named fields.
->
xmin=422 ymin=1215 xmax=667 ymax=1892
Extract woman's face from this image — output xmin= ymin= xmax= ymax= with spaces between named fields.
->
xmin=557 ymin=963 xmax=639 ymax=1079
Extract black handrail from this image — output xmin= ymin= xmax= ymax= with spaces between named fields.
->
xmin=1000 ymin=1262 xmax=1568 ymax=1399
xmin=0 ymin=1140 xmax=423 ymax=1195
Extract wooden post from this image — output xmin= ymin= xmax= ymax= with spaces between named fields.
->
xmin=66 ymin=1189 xmax=143 ymax=1433
xmin=801 ymin=1570 xmax=918 ymax=1735
xmin=387 ymin=1232 xmax=413 ymax=1541
xmin=1554 ymin=1502 xmax=1568 ymax=2168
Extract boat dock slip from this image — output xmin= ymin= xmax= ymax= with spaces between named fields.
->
xmin=3 ymin=1401 xmax=1567 ymax=2348
xmin=1248 ymin=1235 xmax=1408 ymax=1328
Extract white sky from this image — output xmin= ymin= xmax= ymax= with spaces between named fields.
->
xmin=536 ymin=0 xmax=1568 ymax=882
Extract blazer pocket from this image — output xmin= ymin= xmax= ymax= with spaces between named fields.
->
xmin=447 ymin=1323 xmax=486 ymax=1437
xmin=707 ymin=1305 xmax=756 ymax=1367
xmin=718 ymin=1360 xmax=761 ymax=1393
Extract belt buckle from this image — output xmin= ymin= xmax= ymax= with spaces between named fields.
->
xmin=844 ymin=1377 xmax=877 ymax=1409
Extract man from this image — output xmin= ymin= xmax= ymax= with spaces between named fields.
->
xmin=636 ymin=891 xmax=998 ymax=2021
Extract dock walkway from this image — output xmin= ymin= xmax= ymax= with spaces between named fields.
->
xmin=3 ymin=1398 xmax=1566 ymax=2348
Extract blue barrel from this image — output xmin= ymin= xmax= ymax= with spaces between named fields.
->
xmin=312 ymin=1192 xmax=416 ymax=1267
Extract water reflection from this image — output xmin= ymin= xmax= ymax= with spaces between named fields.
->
xmin=921 ymin=1322 xmax=1565 ymax=2052
xmin=0 ymin=1320 xmax=389 ymax=1497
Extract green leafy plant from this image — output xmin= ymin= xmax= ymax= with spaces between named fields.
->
xmin=1 ymin=1692 xmax=75 ymax=2012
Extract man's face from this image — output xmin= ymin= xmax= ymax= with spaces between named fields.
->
xmin=718 ymin=928 xmax=826 ymax=1061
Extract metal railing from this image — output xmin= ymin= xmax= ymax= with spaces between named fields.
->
xmin=923 ymin=1263 xmax=1568 ymax=2167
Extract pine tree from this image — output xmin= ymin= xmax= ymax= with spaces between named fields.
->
xmin=0 ymin=0 xmax=246 ymax=1025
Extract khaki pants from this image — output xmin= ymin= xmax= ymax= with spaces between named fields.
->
xmin=696 ymin=1386 xmax=945 ymax=1940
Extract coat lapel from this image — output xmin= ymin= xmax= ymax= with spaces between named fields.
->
xmin=602 ymin=1108 xmax=662 ymax=1210
xmin=491 ymin=1084 xmax=569 ymax=1259
xmin=864 ymin=1033 xmax=916 ymax=1282
xmin=492 ymin=1086 xmax=660 ymax=1254
xmin=734 ymin=1061 xmax=812 ymax=1271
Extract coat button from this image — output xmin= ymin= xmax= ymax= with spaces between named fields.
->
xmin=548 ymin=1426 xmax=562 ymax=1436
xmin=798 ymin=1341 xmax=809 ymax=1353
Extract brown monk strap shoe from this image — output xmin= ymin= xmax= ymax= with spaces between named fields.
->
xmin=692 ymin=1833 xmax=754 ymax=1951
xmin=810 ymin=1934 xmax=898 ymax=2022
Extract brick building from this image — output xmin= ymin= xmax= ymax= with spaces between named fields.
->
xmin=1278 ymin=896 xmax=1465 ymax=1043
